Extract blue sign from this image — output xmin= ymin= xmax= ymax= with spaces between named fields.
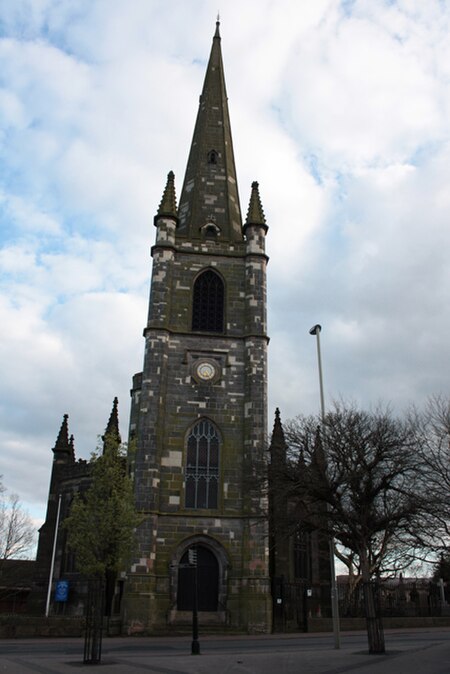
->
xmin=55 ymin=580 xmax=69 ymax=602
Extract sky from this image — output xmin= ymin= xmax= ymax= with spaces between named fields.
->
xmin=1 ymin=0 xmax=449 ymax=533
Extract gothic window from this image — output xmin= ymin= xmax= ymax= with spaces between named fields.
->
xmin=293 ymin=527 xmax=310 ymax=580
xmin=61 ymin=530 xmax=76 ymax=574
xmin=185 ymin=419 xmax=220 ymax=509
xmin=207 ymin=149 xmax=218 ymax=164
xmin=192 ymin=270 xmax=224 ymax=333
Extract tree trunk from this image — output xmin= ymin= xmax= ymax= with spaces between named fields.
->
xmin=104 ymin=568 xmax=117 ymax=617
xmin=362 ymin=579 xmax=385 ymax=654
xmin=359 ymin=552 xmax=385 ymax=654
xmin=84 ymin=577 xmax=104 ymax=664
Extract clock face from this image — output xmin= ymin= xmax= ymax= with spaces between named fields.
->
xmin=196 ymin=361 xmax=216 ymax=381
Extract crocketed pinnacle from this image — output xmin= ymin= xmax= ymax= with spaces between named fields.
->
xmin=69 ymin=434 xmax=75 ymax=462
xmin=157 ymin=171 xmax=178 ymax=219
xmin=177 ymin=21 xmax=243 ymax=241
xmin=102 ymin=397 xmax=121 ymax=451
xmin=245 ymin=181 xmax=267 ymax=227
xmin=53 ymin=414 xmax=71 ymax=455
xmin=270 ymin=407 xmax=287 ymax=464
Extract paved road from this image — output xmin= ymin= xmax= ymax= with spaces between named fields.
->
xmin=1 ymin=628 xmax=450 ymax=673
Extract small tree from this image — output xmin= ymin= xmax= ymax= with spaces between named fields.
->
xmin=0 ymin=477 xmax=35 ymax=560
xmin=64 ymin=433 xmax=139 ymax=662
xmin=284 ymin=403 xmax=425 ymax=654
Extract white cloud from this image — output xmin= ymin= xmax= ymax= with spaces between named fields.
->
xmin=280 ymin=1 xmax=448 ymax=170
xmin=0 ymin=0 xmax=449 ymax=527
xmin=0 ymin=191 xmax=61 ymax=235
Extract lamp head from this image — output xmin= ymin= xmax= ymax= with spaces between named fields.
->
xmin=309 ymin=324 xmax=322 ymax=336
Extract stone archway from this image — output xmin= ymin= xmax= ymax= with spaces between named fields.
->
xmin=169 ymin=535 xmax=229 ymax=624
xmin=177 ymin=545 xmax=219 ymax=611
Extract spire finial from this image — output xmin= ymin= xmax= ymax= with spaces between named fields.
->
xmin=215 ymin=14 xmax=220 ymax=38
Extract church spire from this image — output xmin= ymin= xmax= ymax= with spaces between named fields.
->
xmin=177 ymin=21 xmax=242 ymax=242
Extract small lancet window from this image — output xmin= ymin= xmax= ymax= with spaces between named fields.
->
xmin=207 ymin=149 xmax=218 ymax=165
xmin=200 ymin=219 xmax=220 ymax=240
xmin=205 ymin=225 xmax=217 ymax=239
xmin=192 ymin=269 xmax=224 ymax=333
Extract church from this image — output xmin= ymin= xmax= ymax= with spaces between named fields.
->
xmin=30 ymin=21 xmax=331 ymax=634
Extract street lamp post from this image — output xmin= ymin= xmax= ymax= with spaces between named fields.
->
xmin=45 ymin=493 xmax=62 ymax=618
xmin=188 ymin=547 xmax=200 ymax=655
xmin=309 ymin=324 xmax=341 ymax=649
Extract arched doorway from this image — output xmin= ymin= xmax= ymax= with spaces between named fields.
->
xmin=177 ymin=545 xmax=219 ymax=611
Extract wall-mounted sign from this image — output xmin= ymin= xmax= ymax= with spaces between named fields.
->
xmin=55 ymin=580 xmax=69 ymax=602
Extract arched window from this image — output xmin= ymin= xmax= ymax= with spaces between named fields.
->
xmin=205 ymin=225 xmax=218 ymax=239
xmin=185 ymin=419 xmax=219 ymax=509
xmin=192 ymin=270 xmax=224 ymax=333
xmin=293 ymin=526 xmax=311 ymax=581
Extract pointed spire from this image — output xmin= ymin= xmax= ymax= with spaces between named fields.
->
xmin=245 ymin=181 xmax=267 ymax=228
xmin=102 ymin=397 xmax=121 ymax=452
xmin=55 ymin=414 xmax=69 ymax=449
xmin=52 ymin=414 xmax=73 ymax=458
xmin=156 ymin=171 xmax=178 ymax=222
xmin=270 ymin=407 xmax=287 ymax=465
xmin=177 ymin=22 xmax=243 ymax=241
xmin=273 ymin=407 xmax=281 ymax=427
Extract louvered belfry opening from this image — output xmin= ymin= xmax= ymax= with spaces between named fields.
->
xmin=192 ymin=270 xmax=224 ymax=333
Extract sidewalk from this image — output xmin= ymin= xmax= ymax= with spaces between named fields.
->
xmin=1 ymin=628 xmax=449 ymax=673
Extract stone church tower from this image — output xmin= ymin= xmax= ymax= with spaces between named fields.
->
xmin=123 ymin=21 xmax=271 ymax=633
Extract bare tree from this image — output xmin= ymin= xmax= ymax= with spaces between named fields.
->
xmin=0 ymin=477 xmax=35 ymax=560
xmin=284 ymin=402 xmax=425 ymax=654
xmin=412 ymin=395 xmax=450 ymax=554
